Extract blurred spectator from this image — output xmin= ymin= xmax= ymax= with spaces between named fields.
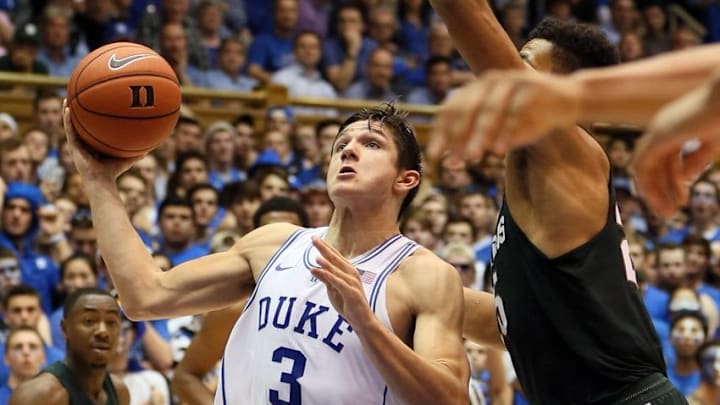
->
xmin=368 ymin=4 xmax=413 ymax=77
xmin=0 ymin=183 xmax=59 ymax=314
xmin=135 ymin=0 xmax=207 ymax=69
xmin=684 ymin=235 xmax=720 ymax=310
xmin=22 ymin=128 xmax=50 ymax=184
xmin=323 ymin=2 xmax=377 ymax=92
xmin=618 ymin=31 xmax=644 ymax=62
xmin=205 ymin=121 xmax=243 ymax=190
xmin=672 ymin=25 xmax=702 ymax=50
xmin=32 ymin=90 xmax=63 ymax=151
xmin=396 ymin=0 xmax=433 ymax=61
xmin=231 ymin=114 xmax=258 ymax=172
xmin=660 ymin=178 xmax=720 ymax=245
xmin=196 ymin=0 xmax=230 ymax=70
xmin=166 ymin=151 xmax=209 ymax=199
xmin=641 ymin=2 xmax=670 ymax=56
xmin=420 ymin=193 xmax=449 ymax=239
xmin=297 ymin=0 xmax=331 ymax=38
xmin=465 ymin=340 xmax=489 ymax=405
xmin=668 ymin=310 xmax=707 ymax=395
xmin=301 ymin=182 xmax=332 ymax=227
xmin=314 ymin=118 xmax=341 ymax=152
xmin=439 ymin=241 xmax=477 ymax=289
xmin=343 ymin=47 xmax=397 ymax=101
xmin=0 ymin=247 xmax=20 ymax=301
xmin=36 ymin=5 xmax=87 ymax=78
xmin=0 ymin=23 xmax=48 ymax=94
xmin=645 ymin=243 xmax=686 ymax=321
xmin=171 ymin=116 xmax=204 ymax=160
xmin=0 ymin=327 xmax=46 ymax=402
xmin=222 ymin=180 xmax=261 ymax=235
xmin=501 ymin=1 xmax=529 ymax=50
xmin=158 ymin=23 xmax=207 ymax=86
xmin=0 ymin=114 xmax=16 ymax=141
xmin=188 ymin=183 xmax=232 ymax=248
xmin=458 ymin=190 xmax=498 ymax=274
xmin=254 ymin=166 xmax=291 ymax=202
xmin=155 ymin=197 xmax=209 ymax=265
xmin=271 ymin=31 xmax=338 ymax=116
xmin=205 ymin=37 xmax=257 ymax=92
xmin=686 ymin=339 xmax=720 ymax=405
xmin=252 ymin=196 xmax=308 ymax=228
xmin=246 ymin=0 xmax=299 ymax=85
xmin=266 ymin=106 xmax=294 ymax=137
xmin=401 ymin=209 xmax=439 ymax=251
xmin=602 ymin=0 xmax=640 ymax=44
xmin=407 ymin=56 xmax=453 ymax=106
xmin=628 ymin=233 xmax=656 ymax=286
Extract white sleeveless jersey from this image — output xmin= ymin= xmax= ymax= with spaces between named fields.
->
xmin=215 ymin=227 xmax=419 ymax=405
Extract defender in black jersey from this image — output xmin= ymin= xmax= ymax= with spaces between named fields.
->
xmin=10 ymin=288 xmax=129 ymax=405
xmin=428 ymin=3 xmax=687 ymax=404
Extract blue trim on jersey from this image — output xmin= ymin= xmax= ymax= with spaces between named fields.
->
xmin=220 ymin=357 xmax=228 ymax=405
xmin=382 ymin=386 xmax=388 ymax=404
xmin=370 ymin=242 xmax=417 ymax=311
xmin=245 ymin=229 xmax=307 ymax=310
xmin=302 ymin=233 xmax=403 ymax=269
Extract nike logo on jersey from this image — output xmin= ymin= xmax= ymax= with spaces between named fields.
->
xmin=108 ymin=53 xmax=155 ymax=70
xmin=276 ymin=264 xmax=293 ymax=271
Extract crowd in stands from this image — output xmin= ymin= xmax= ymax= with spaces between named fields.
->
xmin=0 ymin=0 xmax=718 ymax=404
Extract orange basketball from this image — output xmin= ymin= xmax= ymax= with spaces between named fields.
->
xmin=66 ymin=42 xmax=181 ymax=158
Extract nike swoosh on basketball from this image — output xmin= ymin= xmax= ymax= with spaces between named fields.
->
xmin=276 ymin=264 xmax=293 ymax=271
xmin=108 ymin=53 xmax=155 ymax=70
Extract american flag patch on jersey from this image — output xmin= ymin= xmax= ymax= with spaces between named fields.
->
xmin=358 ymin=269 xmax=377 ymax=284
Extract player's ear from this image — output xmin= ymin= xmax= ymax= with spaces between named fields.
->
xmin=395 ymin=170 xmax=420 ymax=193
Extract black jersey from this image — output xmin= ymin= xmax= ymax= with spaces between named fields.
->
xmin=491 ymin=185 xmax=666 ymax=405
xmin=43 ymin=361 xmax=120 ymax=405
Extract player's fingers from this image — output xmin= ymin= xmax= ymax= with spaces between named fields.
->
xmin=681 ymin=138 xmax=720 ymax=185
xmin=311 ymin=236 xmax=347 ymax=267
xmin=317 ymin=256 xmax=359 ymax=284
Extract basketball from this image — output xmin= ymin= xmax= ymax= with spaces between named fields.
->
xmin=66 ymin=42 xmax=182 ymax=158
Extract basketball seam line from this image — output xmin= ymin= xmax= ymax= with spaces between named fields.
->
xmin=71 ymin=108 xmax=171 ymax=153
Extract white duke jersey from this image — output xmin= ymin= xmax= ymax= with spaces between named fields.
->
xmin=215 ymin=227 xmax=420 ymax=405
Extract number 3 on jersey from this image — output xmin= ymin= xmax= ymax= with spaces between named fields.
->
xmin=270 ymin=347 xmax=306 ymax=405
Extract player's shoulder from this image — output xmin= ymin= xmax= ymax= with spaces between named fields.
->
xmin=10 ymin=372 xmax=68 ymax=404
xmin=393 ymin=247 xmax=464 ymax=311
xmin=232 ymin=223 xmax=304 ymax=252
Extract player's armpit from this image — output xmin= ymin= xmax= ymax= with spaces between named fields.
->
xmin=462 ymin=288 xmax=505 ymax=350
xmin=171 ymin=302 xmax=245 ymax=405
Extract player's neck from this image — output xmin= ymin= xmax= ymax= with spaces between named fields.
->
xmin=325 ymin=207 xmax=400 ymax=258
xmin=65 ymin=357 xmax=107 ymax=397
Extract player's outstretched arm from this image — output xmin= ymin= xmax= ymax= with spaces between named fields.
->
xmin=632 ymin=69 xmax=720 ymax=218
xmin=463 ymin=288 xmax=504 ymax=350
xmin=63 ymin=102 xmax=296 ymax=319
xmin=429 ymin=0 xmax=526 ymax=74
xmin=171 ymin=302 xmax=245 ymax=405
xmin=310 ymin=238 xmax=469 ymax=404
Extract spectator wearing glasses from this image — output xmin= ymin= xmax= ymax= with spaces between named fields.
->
xmin=660 ymin=177 xmax=720 ymax=246
xmin=439 ymin=242 xmax=477 ymax=289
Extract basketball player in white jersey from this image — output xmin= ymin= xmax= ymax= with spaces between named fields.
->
xmin=62 ymin=102 xmax=470 ymax=404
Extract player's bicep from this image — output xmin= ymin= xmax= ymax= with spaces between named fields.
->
xmin=10 ymin=376 xmax=67 ymax=405
xmin=410 ymin=263 xmax=469 ymax=378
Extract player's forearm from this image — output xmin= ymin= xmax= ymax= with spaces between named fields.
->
xmin=83 ymin=178 xmax=164 ymax=318
xmin=574 ymin=44 xmax=720 ymax=125
xmin=171 ymin=367 xmax=215 ymax=405
xmin=355 ymin=319 xmax=468 ymax=404
xmin=463 ymin=289 xmax=505 ymax=350
xmin=429 ymin=0 xmax=525 ymax=74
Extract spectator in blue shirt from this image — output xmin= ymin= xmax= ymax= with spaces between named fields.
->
xmin=247 ymin=0 xmax=299 ymax=85
xmin=407 ymin=56 xmax=454 ymax=106
xmin=155 ymin=197 xmax=209 ymax=266
xmin=0 ymin=183 xmax=59 ymax=314
xmin=660 ymin=178 xmax=720 ymax=245
xmin=158 ymin=23 xmax=207 ymax=86
xmin=205 ymin=121 xmax=244 ymax=190
xmin=36 ymin=5 xmax=87 ymax=79
xmin=343 ymin=47 xmax=398 ymax=101
xmin=667 ymin=311 xmax=706 ymax=396
xmin=205 ymin=38 xmax=258 ymax=92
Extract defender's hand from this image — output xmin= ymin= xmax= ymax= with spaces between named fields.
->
xmin=428 ymin=71 xmax=581 ymax=161
xmin=632 ymin=75 xmax=720 ymax=218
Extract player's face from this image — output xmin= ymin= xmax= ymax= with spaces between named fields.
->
xmin=4 ymin=330 xmax=45 ymax=380
xmin=1 ymin=146 xmax=32 ymax=182
xmin=519 ymin=39 xmax=555 ymax=73
xmin=62 ymin=258 xmax=98 ymax=294
xmin=63 ymin=294 xmax=121 ymax=369
xmin=700 ymin=346 xmax=720 ymax=386
xmin=208 ymin=130 xmax=235 ymax=165
xmin=670 ymin=317 xmax=705 ymax=357
xmin=6 ymin=295 xmax=41 ymax=329
xmin=159 ymin=206 xmax=194 ymax=244
xmin=192 ymin=189 xmax=218 ymax=227
xmin=327 ymin=120 xmax=405 ymax=208
xmin=2 ymin=198 xmax=33 ymax=238
xmin=0 ymin=257 xmax=21 ymax=294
